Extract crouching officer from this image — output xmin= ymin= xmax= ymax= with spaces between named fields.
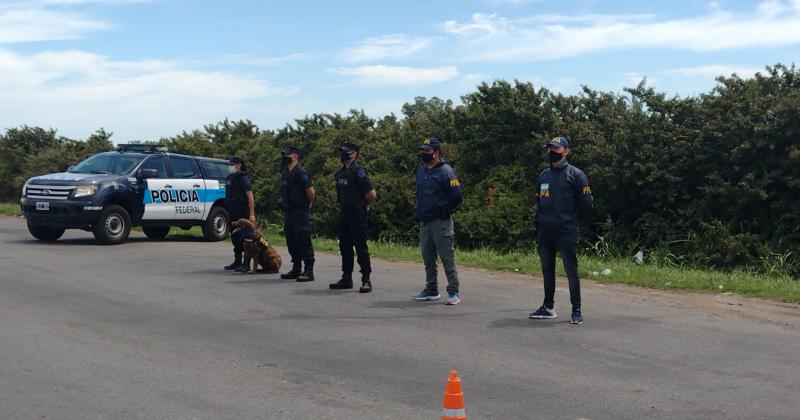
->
xmin=412 ymin=137 xmax=464 ymax=305
xmin=224 ymin=156 xmax=255 ymax=271
xmin=529 ymin=136 xmax=593 ymax=325
xmin=279 ymin=145 xmax=316 ymax=282
xmin=329 ymin=141 xmax=377 ymax=293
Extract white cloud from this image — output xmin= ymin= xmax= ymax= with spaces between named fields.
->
xmin=758 ymin=0 xmax=788 ymax=16
xmin=344 ymin=34 xmax=430 ymax=63
xmin=443 ymin=13 xmax=508 ymax=37
xmin=441 ymin=2 xmax=800 ymax=62
xmin=0 ymin=48 xmax=299 ymax=140
xmin=327 ymin=65 xmax=458 ymax=87
xmin=220 ymin=53 xmax=312 ymax=66
xmin=663 ymin=64 xmax=762 ymax=78
xmin=0 ymin=8 xmax=109 ymax=42
xmin=0 ymin=0 xmax=149 ymax=6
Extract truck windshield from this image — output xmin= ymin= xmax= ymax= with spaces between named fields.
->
xmin=69 ymin=154 xmax=145 ymax=176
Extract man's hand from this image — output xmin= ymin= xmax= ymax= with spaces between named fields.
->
xmin=249 ymin=215 xmax=257 ymax=225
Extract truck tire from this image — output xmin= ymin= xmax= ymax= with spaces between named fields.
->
xmin=202 ymin=206 xmax=229 ymax=241
xmin=142 ymin=226 xmax=170 ymax=240
xmin=27 ymin=222 xmax=65 ymax=242
xmin=93 ymin=204 xmax=131 ymax=245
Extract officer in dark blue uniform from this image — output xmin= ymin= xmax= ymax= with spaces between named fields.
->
xmin=412 ymin=137 xmax=464 ymax=305
xmin=279 ymin=145 xmax=316 ymax=282
xmin=529 ymin=137 xmax=593 ymax=325
xmin=329 ymin=141 xmax=377 ymax=293
xmin=224 ymin=156 xmax=255 ymax=271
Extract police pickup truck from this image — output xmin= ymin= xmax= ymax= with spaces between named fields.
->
xmin=20 ymin=144 xmax=232 ymax=245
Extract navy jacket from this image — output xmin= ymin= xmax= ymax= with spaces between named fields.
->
xmin=225 ymin=171 xmax=252 ymax=219
xmin=415 ymin=161 xmax=464 ymax=222
xmin=281 ymin=165 xmax=312 ymax=212
xmin=336 ymin=162 xmax=374 ymax=208
xmin=535 ymin=162 xmax=593 ymax=232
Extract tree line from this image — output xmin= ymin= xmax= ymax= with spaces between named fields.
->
xmin=2 ymin=64 xmax=798 ymax=277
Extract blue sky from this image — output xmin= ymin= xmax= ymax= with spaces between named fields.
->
xmin=1 ymin=0 xmax=799 ymax=141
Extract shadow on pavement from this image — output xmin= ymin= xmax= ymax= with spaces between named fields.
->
xmin=227 ymin=276 xmax=286 ymax=285
xmin=293 ymin=288 xmax=356 ymax=296
xmin=5 ymin=236 xmax=212 ymax=246
xmin=490 ymin=318 xmax=558 ymax=329
xmin=371 ymin=300 xmax=435 ymax=309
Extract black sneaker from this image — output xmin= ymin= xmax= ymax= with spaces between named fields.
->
xmin=528 ymin=305 xmax=557 ymax=319
xmin=570 ymin=308 xmax=584 ymax=325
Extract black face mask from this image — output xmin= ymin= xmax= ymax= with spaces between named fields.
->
xmin=282 ymin=155 xmax=292 ymax=165
xmin=548 ymin=150 xmax=563 ymax=163
xmin=340 ymin=151 xmax=353 ymax=162
xmin=421 ymin=152 xmax=435 ymax=163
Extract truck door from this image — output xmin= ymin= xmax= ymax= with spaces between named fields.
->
xmin=167 ymin=156 xmax=205 ymax=221
xmin=138 ymin=156 xmax=175 ymax=220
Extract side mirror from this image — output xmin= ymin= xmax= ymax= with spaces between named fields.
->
xmin=139 ymin=169 xmax=158 ymax=179
xmin=68 ymin=165 xmax=75 ymax=172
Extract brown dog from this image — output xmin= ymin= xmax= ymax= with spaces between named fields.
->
xmin=231 ymin=219 xmax=282 ymax=274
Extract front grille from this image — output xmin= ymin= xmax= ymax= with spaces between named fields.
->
xmin=26 ymin=185 xmax=75 ymax=200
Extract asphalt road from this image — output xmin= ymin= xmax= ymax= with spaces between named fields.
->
xmin=1 ymin=216 xmax=798 ymax=419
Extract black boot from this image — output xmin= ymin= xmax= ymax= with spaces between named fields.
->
xmin=329 ymin=273 xmax=353 ymax=290
xmin=281 ymin=262 xmax=302 ymax=279
xmin=224 ymin=252 xmax=242 ymax=270
xmin=359 ymin=273 xmax=372 ymax=293
xmin=297 ymin=260 xmax=314 ymax=282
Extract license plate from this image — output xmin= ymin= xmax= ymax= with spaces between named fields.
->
xmin=36 ymin=202 xmax=49 ymax=211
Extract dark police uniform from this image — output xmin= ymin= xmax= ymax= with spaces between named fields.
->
xmin=415 ymin=139 xmax=464 ymax=297
xmin=281 ymin=156 xmax=315 ymax=278
xmin=224 ymin=158 xmax=253 ymax=270
xmin=534 ymin=147 xmax=593 ymax=312
xmin=334 ymin=145 xmax=374 ymax=287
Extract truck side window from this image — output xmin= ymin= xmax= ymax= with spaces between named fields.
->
xmin=139 ymin=156 xmax=167 ymax=178
xmin=201 ymin=161 xmax=232 ymax=180
xmin=169 ymin=157 xmax=202 ymax=179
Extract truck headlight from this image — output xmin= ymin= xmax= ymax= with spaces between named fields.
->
xmin=22 ymin=182 xmax=29 ymax=197
xmin=73 ymin=185 xmax=97 ymax=198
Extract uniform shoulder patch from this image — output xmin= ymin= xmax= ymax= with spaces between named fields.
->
xmin=582 ymin=185 xmax=592 ymax=194
xmin=449 ymin=179 xmax=460 ymax=187
xmin=356 ymin=168 xmax=367 ymax=178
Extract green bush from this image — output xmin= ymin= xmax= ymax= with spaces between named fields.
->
xmin=2 ymin=64 xmax=799 ymax=278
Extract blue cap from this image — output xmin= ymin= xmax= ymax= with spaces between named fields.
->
xmin=228 ymin=156 xmax=245 ymax=165
xmin=418 ymin=137 xmax=442 ymax=151
xmin=546 ymin=136 xmax=570 ymax=149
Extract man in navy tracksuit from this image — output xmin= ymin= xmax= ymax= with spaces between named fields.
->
xmin=412 ymin=137 xmax=464 ymax=305
xmin=529 ymin=137 xmax=593 ymax=324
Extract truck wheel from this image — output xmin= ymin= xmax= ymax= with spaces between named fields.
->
xmin=202 ymin=206 xmax=229 ymax=241
xmin=142 ymin=226 xmax=170 ymax=240
xmin=27 ymin=222 xmax=65 ymax=242
xmin=93 ymin=204 xmax=131 ymax=245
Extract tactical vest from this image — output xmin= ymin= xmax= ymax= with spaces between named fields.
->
xmin=336 ymin=164 xmax=366 ymax=207
xmin=281 ymin=166 xmax=309 ymax=211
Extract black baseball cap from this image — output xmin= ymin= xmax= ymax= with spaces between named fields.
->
xmin=338 ymin=141 xmax=361 ymax=153
xmin=282 ymin=145 xmax=304 ymax=157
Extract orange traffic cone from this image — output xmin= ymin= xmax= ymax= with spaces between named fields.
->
xmin=442 ymin=370 xmax=466 ymax=420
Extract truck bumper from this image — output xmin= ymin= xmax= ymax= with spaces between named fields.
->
xmin=21 ymin=198 xmax=102 ymax=229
